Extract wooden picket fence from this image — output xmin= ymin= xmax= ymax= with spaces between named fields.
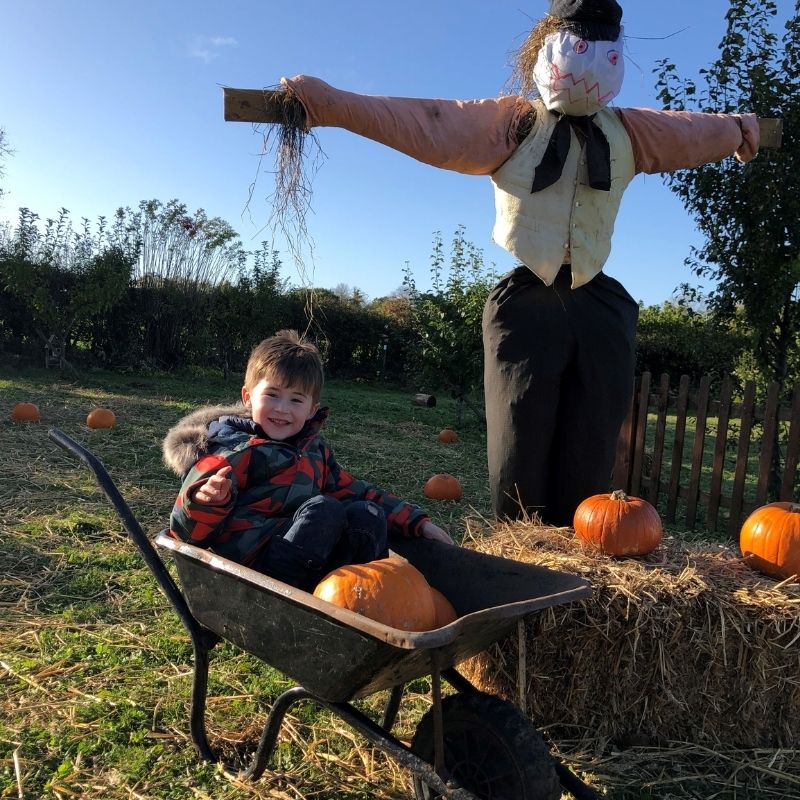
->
xmin=612 ymin=372 xmax=800 ymax=536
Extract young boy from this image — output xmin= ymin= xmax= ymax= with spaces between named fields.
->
xmin=164 ymin=329 xmax=453 ymax=591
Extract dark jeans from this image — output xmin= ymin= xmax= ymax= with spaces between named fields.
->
xmin=482 ymin=265 xmax=639 ymax=526
xmin=252 ymin=495 xmax=389 ymax=591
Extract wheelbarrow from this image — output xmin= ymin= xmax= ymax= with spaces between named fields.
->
xmin=49 ymin=428 xmax=601 ymax=800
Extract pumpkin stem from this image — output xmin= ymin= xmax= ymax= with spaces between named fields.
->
xmin=790 ymin=504 xmax=800 ymax=514
xmin=610 ymin=489 xmax=629 ymax=502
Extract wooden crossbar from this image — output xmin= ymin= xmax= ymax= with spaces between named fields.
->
xmin=222 ymin=87 xmax=784 ymax=148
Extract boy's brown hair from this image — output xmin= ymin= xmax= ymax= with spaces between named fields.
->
xmin=244 ymin=329 xmax=324 ymax=401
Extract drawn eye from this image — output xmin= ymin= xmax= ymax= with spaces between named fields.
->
xmin=608 ymin=50 xmax=620 ymax=65
xmin=574 ymin=39 xmax=588 ymax=54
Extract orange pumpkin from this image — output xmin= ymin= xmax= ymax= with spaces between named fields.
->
xmin=430 ymin=586 xmax=458 ymax=627
xmin=313 ymin=556 xmax=437 ymax=631
xmin=437 ymin=428 xmax=459 ymax=444
xmin=11 ymin=402 xmax=40 ymax=423
xmin=573 ymin=489 xmax=662 ymax=556
xmin=739 ymin=502 xmax=800 ymax=580
xmin=423 ymin=473 xmax=463 ymax=501
xmin=86 ymin=408 xmax=116 ymax=429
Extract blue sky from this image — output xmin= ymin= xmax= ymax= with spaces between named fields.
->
xmin=0 ymin=1 xmax=787 ymax=306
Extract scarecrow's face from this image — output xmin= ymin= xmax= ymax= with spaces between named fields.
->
xmin=533 ymin=28 xmax=624 ymax=116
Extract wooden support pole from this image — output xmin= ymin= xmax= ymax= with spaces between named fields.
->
xmin=222 ymin=86 xmax=784 ymax=149
xmin=223 ymin=88 xmax=285 ymax=123
xmin=758 ymin=118 xmax=783 ymax=149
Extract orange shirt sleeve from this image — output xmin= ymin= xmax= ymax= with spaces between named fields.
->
xmin=616 ymin=107 xmax=760 ymax=174
xmin=282 ymin=74 xmax=530 ymax=176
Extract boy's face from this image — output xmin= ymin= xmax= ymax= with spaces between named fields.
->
xmin=242 ymin=374 xmax=319 ymax=441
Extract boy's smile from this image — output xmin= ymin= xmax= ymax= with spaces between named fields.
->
xmin=242 ymin=376 xmax=318 ymax=441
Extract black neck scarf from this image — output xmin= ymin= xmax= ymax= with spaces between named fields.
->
xmin=531 ymin=112 xmax=611 ymax=193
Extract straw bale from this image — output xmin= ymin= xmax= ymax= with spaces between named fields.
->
xmin=461 ymin=521 xmax=800 ymax=749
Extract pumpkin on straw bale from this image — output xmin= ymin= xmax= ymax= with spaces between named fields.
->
xmin=573 ymin=489 xmax=662 ymax=556
xmin=739 ymin=501 xmax=800 ymax=580
xmin=461 ymin=519 xmax=800 ymax=751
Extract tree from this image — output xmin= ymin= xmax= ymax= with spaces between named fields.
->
xmin=654 ymin=0 xmax=800 ymax=499
xmin=636 ymin=301 xmax=748 ymax=383
xmin=654 ymin=0 xmax=800 ymax=392
xmin=403 ymin=226 xmax=497 ymax=425
xmin=104 ymin=200 xmax=247 ymax=366
xmin=0 ymin=128 xmax=11 ymax=206
xmin=0 ymin=208 xmax=133 ymax=368
xmin=211 ymin=243 xmax=290 ymax=378
xmin=371 ymin=287 xmax=413 ymax=326
xmin=110 ymin=199 xmax=246 ymax=288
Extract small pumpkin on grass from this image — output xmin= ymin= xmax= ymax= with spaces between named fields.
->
xmin=11 ymin=402 xmax=40 ymax=423
xmin=573 ymin=489 xmax=662 ymax=556
xmin=313 ymin=556 xmax=437 ymax=631
xmin=739 ymin=501 xmax=800 ymax=580
xmin=437 ymin=428 xmax=459 ymax=444
xmin=87 ymin=408 xmax=116 ymax=429
xmin=423 ymin=473 xmax=463 ymax=501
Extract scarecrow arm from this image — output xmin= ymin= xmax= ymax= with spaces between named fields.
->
xmin=619 ymin=107 xmax=781 ymax=175
xmin=224 ymin=76 xmax=530 ymax=175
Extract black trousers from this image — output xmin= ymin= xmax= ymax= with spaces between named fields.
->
xmin=482 ymin=265 xmax=638 ymax=527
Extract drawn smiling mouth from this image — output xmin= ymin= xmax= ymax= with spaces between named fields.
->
xmin=548 ymin=63 xmax=616 ymax=105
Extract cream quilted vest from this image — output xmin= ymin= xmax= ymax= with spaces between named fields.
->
xmin=491 ymin=99 xmax=635 ymax=288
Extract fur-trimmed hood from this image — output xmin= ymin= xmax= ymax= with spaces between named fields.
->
xmin=162 ymin=403 xmax=330 ymax=476
xmin=162 ymin=403 xmax=248 ymax=476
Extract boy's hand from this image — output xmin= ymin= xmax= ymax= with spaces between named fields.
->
xmin=419 ymin=521 xmax=454 ymax=545
xmin=193 ymin=465 xmax=233 ymax=505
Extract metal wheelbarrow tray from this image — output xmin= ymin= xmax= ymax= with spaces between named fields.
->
xmin=50 ymin=428 xmax=600 ymax=800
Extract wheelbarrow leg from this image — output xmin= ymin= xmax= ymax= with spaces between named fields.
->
xmin=430 ymin=663 xmax=447 ymax=778
xmin=188 ymin=633 xmax=217 ymax=763
xmin=238 ymin=686 xmax=479 ymax=799
xmin=240 ymin=686 xmax=312 ymax=780
xmin=552 ymin=759 xmax=603 ymax=800
xmin=380 ymin=683 xmax=405 ymax=732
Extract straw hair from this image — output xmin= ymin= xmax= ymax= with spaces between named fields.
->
xmin=244 ymin=329 xmax=324 ymax=400
xmin=508 ymin=15 xmax=563 ymax=98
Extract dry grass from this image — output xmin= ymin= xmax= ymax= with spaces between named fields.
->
xmin=3 ymin=369 xmax=800 ymax=798
xmin=461 ymin=517 xmax=800 ymax=798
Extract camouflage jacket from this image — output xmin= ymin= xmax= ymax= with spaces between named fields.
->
xmin=163 ymin=404 xmax=429 ymax=565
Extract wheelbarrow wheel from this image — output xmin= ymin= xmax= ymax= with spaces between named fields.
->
xmin=410 ymin=692 xmax=559 ymax=800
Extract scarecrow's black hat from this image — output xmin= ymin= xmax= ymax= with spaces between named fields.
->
xmin=549 ymin=0 xmax=623 ymax=41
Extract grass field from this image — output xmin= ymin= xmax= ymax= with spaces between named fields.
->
xmin=2 ymin=367 xmax=795 ymax=800
xmin=1 ymin=367 xmax=495 ymax=800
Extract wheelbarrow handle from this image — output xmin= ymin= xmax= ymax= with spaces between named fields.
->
xmin=47 ymin=427 xmax=200 ymax=639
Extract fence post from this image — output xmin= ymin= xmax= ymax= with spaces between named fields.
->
xmin=755 ymin=381 xmax=781 ymax=506
xmin=781 ymin=383 xmax=800 ymax=500
xmin=728 ymin=382 xmax=757 ymax=539
xmin=647 ymin=374 xmax=671 ymax=509
xmin=707 ymin=377 xmax=734 ymax=532
xmin=685 ymin=375 xmax=711 ymax=530
xmin=630 ymin=372 xmax=651 ymax=498
xmin=666 ymin=375 xmax=691 ymax=524
xmin=612 ymin=384 xmax=636 ymax=492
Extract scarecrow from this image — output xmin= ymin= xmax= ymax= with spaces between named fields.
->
xmin=225 ymin=0 xmax=763 ymax=526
